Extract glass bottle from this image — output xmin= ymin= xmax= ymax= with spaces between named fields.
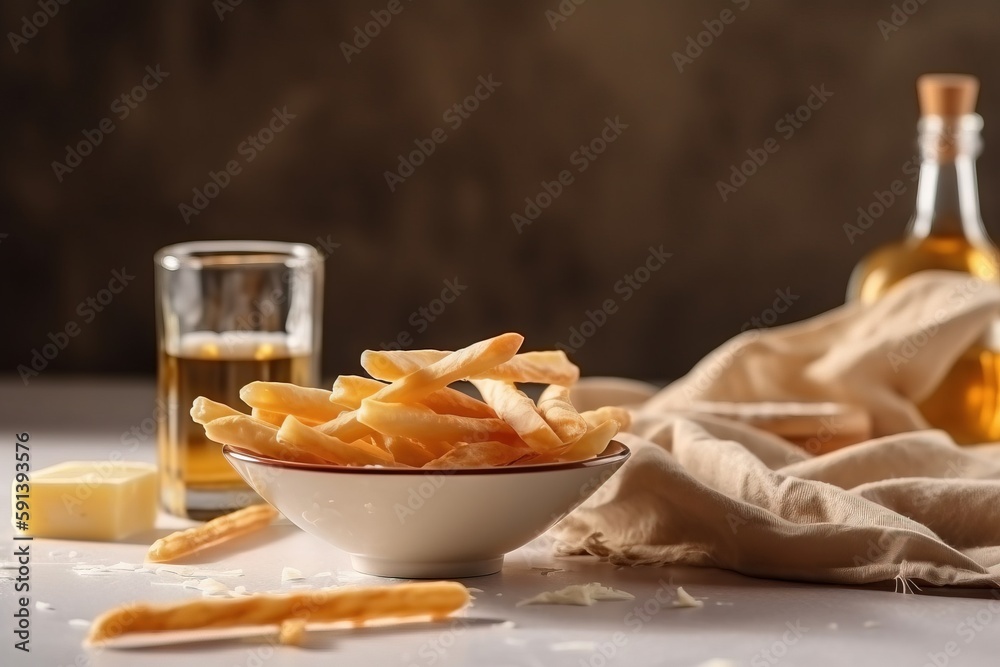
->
xmin=847 ymin=74 xmax=1000 ymax=444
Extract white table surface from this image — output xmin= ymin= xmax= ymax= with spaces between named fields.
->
xmin=2 ymin=379 xmax=1000 ymax=667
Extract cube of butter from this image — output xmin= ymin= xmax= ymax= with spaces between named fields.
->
xmin=13 ymin=461 xmax=157 ymax=541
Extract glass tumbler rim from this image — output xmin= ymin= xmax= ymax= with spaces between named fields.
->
xmin=155 ymin=240 xmax=321 ymax=271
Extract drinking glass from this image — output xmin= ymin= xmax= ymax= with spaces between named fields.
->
xmin=155 ymin=241 xmax=323 ymax=519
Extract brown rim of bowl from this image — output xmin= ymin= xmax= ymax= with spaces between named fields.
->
xmin=222 ymin=440 xmax=630 ymax=475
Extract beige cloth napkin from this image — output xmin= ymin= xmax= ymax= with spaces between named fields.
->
xmin=554 ymin=271 xmax=1000 ymax=586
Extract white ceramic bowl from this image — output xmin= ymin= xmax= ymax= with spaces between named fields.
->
xmin=223 ymin=442 xmax=630 ymax=579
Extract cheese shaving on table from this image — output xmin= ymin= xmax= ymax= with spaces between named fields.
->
xmin=192 ymin=569 xmax=244 ymax=578
xmin=673 ymin=586 xmax=703 ymax=608
xmin=107 ymin=562 xmax=141 ymax=571
xmin=282 ymin=567 xmax=305 ymax=582
xmin=198 ymin=578 xmax=230 ymax=595
xmin=516 ymin=583 xmax=634 ymax=607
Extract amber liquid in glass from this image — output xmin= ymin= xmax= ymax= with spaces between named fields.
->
xmin=849 ymin=235 xmax=1000 ymax=444
xmin=157 ymin=334 xmax=312 ymax=519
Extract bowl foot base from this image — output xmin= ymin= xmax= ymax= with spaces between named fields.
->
xmin=350 ymin=555 xmax=504 ymax=579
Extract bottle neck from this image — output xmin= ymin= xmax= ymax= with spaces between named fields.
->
xmin=907 ymin=114 xmax=987 ymax=242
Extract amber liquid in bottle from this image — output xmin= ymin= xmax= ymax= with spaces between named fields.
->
xmin=848 ymin=233 xmax=999 ymax=304
xmin=847 ymin=75 xmax=1000 ymax=444
xmin=849 ymin=234 xmax=1000 ymax=444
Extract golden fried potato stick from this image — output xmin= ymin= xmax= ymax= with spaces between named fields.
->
xmin=329 ymin=375 xmax=384 ymax=408
xmin=251 ymin=407 xmax=324 ymax=428
xmin=202 ymin=415 xmax=325 ymax=463
xmin=555 ymin=419 xmax=619 ymax=462
xmin=537 ymin=385 xmax=588 ymax=444
xmin=319 ymin=334 xmax=521 ymax=442
xmin=471 ymin=379 xmax=564 ymax=453
xmin=190 ymin=397 xmax=245 ymax=424
xmin=358 ymin=400 xmax=516 ymax=443
xmin=384 ymin=436 xmax=436 ymax=467
xmin=425 ymin=441 xmax=532 ymax=468
xmin=251 ymin=407 xmax=287 ymax=427
xmin=374 ymin=333 xmax=523 ymax=404
xmin=421 ymin=387 xmax=497 ymax=419
xmin=86 ymin=581 xmax=471 ymax=645
xmin=581 ymin=406 xmax=632 ymax=432
xmin=416 ymin=438 xmax=455 ymax=458
xmin=359 ymin=349 xmax=448 ymax=379
xmin=477 ymin=350 xmax=580 ymax=386
xmin=361 ymin=431 xmax=387 ymax=450
xmin=315 ymin=409 xmax=380 ymax=443
xmin=146 ymin=504 xmax=278 ymax=563
xmin=278 ymin=416 xmax=394 ymax=466
xmin=332 ymin=375 xmax=496 ymax=419
xmin=240 ymin=382 xmax=345 ymax=424
xmin=362 ymin=349 xmax=579 ymax=385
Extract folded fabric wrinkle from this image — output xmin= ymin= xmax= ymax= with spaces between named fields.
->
xmin=553 ymin=272 xmax=1000 ymax=587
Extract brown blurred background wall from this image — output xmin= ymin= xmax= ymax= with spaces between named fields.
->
xmin=2 ymin=0 xmax=999 ymax=382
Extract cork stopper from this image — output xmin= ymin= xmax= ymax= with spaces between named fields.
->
xmin=917 ymin=74 xmax=979 ymax=117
